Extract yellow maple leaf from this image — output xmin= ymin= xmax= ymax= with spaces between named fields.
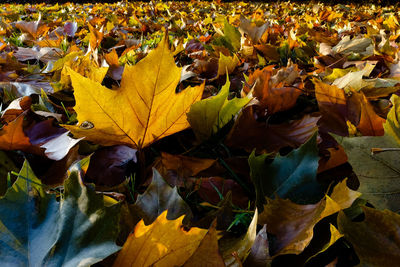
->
xmin=113 ymin=211 xmax=208 ymax=267
xmin=63 ymin=34 xmax=204 ymax=149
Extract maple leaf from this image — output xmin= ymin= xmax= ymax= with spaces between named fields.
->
xmin=244 ymin=64 xmax=303 ymax=114
xmin=338 ymin=207 xmax=400 ymax=266
xmin=220 ymin=209 xmax=258 ymax=266
xmin=0 ymin=160 xmax=121 ymax=266
xmin=258 ymin=179 xmax=360 ymax=255
xmin=334 ymin=133 xmax=400 ymax=211
xmin=226 ymin=106 xmax=319 ymax=153
xmin=183 ymin=220 xmax=225 ymax=267
xmin=187 ymin=75 xmax=250 ymax=141
xmin=249 ymin=133 xmax=324 ymax=208
xmin=130 ymin=168 xmax=193 ymax=225
xmin=384 ymin=94 xmax=400 ymax=144
xmin=63 ymin=34 xmax=204 ymax=149
xmin=113 ymin=211 xmax=208 ymax=267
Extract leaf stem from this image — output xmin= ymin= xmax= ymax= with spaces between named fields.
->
xmin=371 ymin=147 xmax=400 ymax=155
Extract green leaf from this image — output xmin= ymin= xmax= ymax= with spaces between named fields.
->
xmin=384 ymin=94 xmax=400 ymax=145
xmin=187 ymin=76 xmax=250 ymax=141
xmin=222 ymin=19 xmax=241 ymax=51
xmin=213 ymin=19 xmax=241 ymax=52
xmin=131 ymin=168 xmax=192 ymax=225
xmin=249 ymin=133 xmax=324 ymax=209
xmin=334 ymin=134 xmax=400 ymax=211
xmin=338 ymin=207 xmax=400 ymax=266
xmin=0 ymin=160 xmax=121 ymax=266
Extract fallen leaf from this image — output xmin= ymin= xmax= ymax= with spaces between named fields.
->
xmin=245 ymin=64 xmax=302 ymax=114
xmin=384 ymin=94 xmax=400 ymax=144
xmin=334 ymin=134 xmax=400 ymax=211
xmin=314 ymin=79 xmax=349 ymax=136
xmin=63 ymin=34 xmax=204 ymax=149
xmin=216 ymin=53 xmax=239 ymax=78
xmin=85 ymin=145 xmax=137 ymax=187
xmin=227 ymin=107 xmax=319 ymax=153
xmin=244 ymin=225 xmax=272 ymax=267
xmin=349 ymin=90 xmax=385 ymax=136
xmin=213 ymin=19 xmax=241 ymax=52
xmin=15 ymin=14 xmax=49 ymax=40
xmin=40 ymin=131 xmax=82 ymax=161
xmin=332 ymin=63 xmax=375 ymax=91
xmin=338 ymin=207 xmax=400 ymax=266
xmin=0 ymin=160 xmax=121 ymax=266
xmin=113 ymin=210 xmax=208 ymax=267
xmin=0 ymin=114 xmax=40 ymax=154
xmin=332 ymin=36 xmax=374 ymax=57
xmin=258 ymin=179 xmax=360 ymax=255
xmin=239 ymin=16 xmax=269 ymax=44
xmin=306 ymin=224 xmax=343 ymax=262
xmin=249 ymin=133 xmax=323 ymax=208
xmin=183 ymin=220 xmax=225 ymax=267
xmin=220 ymin=209 xmax=258 ymax=267
xmin=131 ymin=168 xmax=193 ymax=225
xmin=188 ymin=76 xmax=250 ymax=141
xmin=58 ymin=54 xmax=108 ymax=91
xmin=155 ymin=152 xmax=216 ymax=187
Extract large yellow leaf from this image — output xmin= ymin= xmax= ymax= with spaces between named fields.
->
xmin=63 ymin=35 xmax=204 ymax=149
xmin=113 ymin=211 xmax=208 ymax=267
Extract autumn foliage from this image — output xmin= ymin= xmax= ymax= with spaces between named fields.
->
xmin=1 ymin=1 xmax=400 ymax=266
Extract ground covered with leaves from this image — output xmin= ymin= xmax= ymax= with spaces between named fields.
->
xmin=0 ymin=1 xmax=400 ymax=266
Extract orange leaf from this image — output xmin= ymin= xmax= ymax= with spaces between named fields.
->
xmin=314 ymin=79 xmax=349 ymax=136
xmin=350 ymin=90 xmax=385 ymax=136
xmin=0 ymin=115 xmax=33 ymax=151
xmin=246 ymin=64 xmax=302 ymax=114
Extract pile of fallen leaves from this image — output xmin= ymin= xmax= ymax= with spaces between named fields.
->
xmin=1 ymin=1 xmax=400 ymax=266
